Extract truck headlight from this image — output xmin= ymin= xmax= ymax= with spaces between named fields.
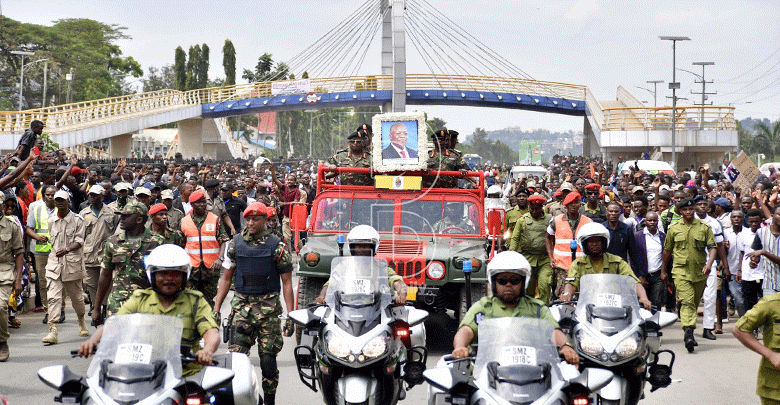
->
xmin=426 ymin=261 xmax=445 ymax=280
xmin=578 ymin=331 xmax=604 ymax=357
xmin=615 ymin=335 xmax=641 ymax=358
xmin=361 ymin=335 xmax=387 ymax=358
xmin=327 ymin=335 xmax=351 ymax=359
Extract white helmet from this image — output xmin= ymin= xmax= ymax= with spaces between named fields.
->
xmin=576 ymin=222 xmax=610 ymax=256
xmin=145 ymin=244 xmax=192 ymax=292
xmin=487 ymin=251 xmax=531 ymax=279
xmin=346 ymin=224 xmax=380 ymax=255
xmin=486 ymin=185 xmax=502 ymax=196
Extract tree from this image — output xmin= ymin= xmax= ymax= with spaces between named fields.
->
xmin=242 ymin=53 xmax=274 ymax=82
xmin=174 ymin=46 xmax=186 ymax=90
xmin=222 ymin=39 xmax=236 ymax=86
xmin=198 ymin=44 xmax=209 ymax=89
xmin=185 ymin=45 xmax=201 ymax=91
xmin=141 ymin=65 xmax=175 ymax=92
xmin=754 ymin=120 xmax=780 ymax=161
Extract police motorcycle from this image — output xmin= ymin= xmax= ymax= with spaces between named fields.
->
xmin=551 ymin=273 xmax=678 ymax=405
xmin=424 ymin=317 xmax=614 ymax=405
xmin=289 ymin=255 xmax=429 ymax=405
xmin=38 ymin=244 xmax=262 ymax=405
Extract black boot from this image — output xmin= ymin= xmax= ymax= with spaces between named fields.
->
xmin=684 ymin=327 xmax=696 ymax=352
xmin=263 ymin=394 xmax=274 ymax=405
xmin=42 ymin=313 xmax=48 ymax=324
xmin=702 ymin=328 xmax=716 ymax=340
xmin=58 ymin=312 xmax=66 ymax=323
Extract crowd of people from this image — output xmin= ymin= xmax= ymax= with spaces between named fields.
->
xmin=2 ymin=120 xmax=780 ymax=403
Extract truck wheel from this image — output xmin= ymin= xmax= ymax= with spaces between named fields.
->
xmin=296 ymin=276 xmax=325 ymax=345
xmin=458 ymin=283 xmax=487 ymax=323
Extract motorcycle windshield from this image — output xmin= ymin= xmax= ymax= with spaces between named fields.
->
xmin=474 ymin=318 xmax=559 ymax=405
xmin=88 ymin=314 xmax=183 ymax=379
xmin=575 ymin=274 xmax=640 ymax=335
xmin=326 ymin=256 xmax=391 ymax=335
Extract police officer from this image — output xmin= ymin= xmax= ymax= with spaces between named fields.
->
xmin=661 ymin=197 xmax=717 ymax=352
xmin=580 ymin=183 xmax=607 ymax=222
xmin=326 ymin=131 xmax=372 ymax=186
xmin=734 ymin=292 xmax=780 ymax=405
xmin=93 ymin=201 xmax=165 ymax=325
xmin=546 ymin=191 xmax=592 ymax=299
xmin=452 ymin=251 xmax=579 ymax=367
xmin=0 ymin=192 xmax=25 ymax=361
xmin=79 ymin=185 xmax=117 ymax=313
xmin=42 ymin=190 xmax=89 ymax=345
xmin=78 ymin=244 xmax=219 ymax=376
xmin=509 ymin=194 xmax=553 ymax=303
xmin=560 ymin=222 xmax=652 ymax=309
xmin=503 ymin=187 xmax=530 ymax=236
xmin=214 ymin=202 xmax=294 ymax=405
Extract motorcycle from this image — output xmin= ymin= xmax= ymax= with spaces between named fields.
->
xmin=289 ymin=256 xmax=429 ymax=405
xmin=551 ymin=274 xmax=678 ymax=405
xmin=424 ymin=317 xmax=614 ymax=405
xmin=37 ymin=313 xmax=262 ymax=405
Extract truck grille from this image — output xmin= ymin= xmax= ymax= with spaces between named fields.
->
xmin=376 ymin=239 xmax=427 ymax=285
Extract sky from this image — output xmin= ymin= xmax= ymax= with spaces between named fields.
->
xmin=5 ymin=0 xmax=780 ymax=135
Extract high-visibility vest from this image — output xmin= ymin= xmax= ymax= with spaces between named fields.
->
xmin=181 ymin=212 xmax=221 ymax=268
xmin=33 ymin=203 xmax=53 ymax=253
xmin=552 ymin=214 xmax=592 ymax=270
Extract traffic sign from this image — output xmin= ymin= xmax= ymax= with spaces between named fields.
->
xmin=306 ymin=92 xmax=318 ymax=104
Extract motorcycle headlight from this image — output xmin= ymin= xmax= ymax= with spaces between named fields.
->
xmin=578 ymin=331 xmax=604 ymax=357
xmin=327 ymin=334 xmax=351 ymax=359
xmin=361 ymin=335 xmax=388 ymax=358
xmin=615 ymin=335 xmax=641 ymax=358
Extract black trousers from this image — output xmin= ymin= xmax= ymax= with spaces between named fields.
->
xmin=742 ymin=279 xmax=763 ymax=313
xmin=644 ymin=271 xmax=666 ymax=310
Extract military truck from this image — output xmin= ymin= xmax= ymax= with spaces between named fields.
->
xmin=290 ymin=166 xmax=500 ymax=336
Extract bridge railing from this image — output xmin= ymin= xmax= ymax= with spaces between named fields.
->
xmin=602 ymin=106 xmax=736 ymax=131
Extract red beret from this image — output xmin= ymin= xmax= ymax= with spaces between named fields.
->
xmin=243 ymin=202 xmax=268 ymax=218
xmin=553 ymin=189 xmax=562 ymax=197
xmin=563 ymin=191 xmax=581 ymax=206
xmin=148 ymin=203 xmax=167 ymax=216
xmin=585 ymin=183 xmax=600 ymax=191
xmin=528 ymin=195 xmax=546 ymax=205
xmin=189 ymin=189 xmax=206 ymax=203
xmin=70 ymin=166 xmax=86 ymax=175
xmin=266 ymin=206 xmax=277 ymax=217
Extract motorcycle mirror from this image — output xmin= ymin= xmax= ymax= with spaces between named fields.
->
xmin=407 ymin=307 xmax=428 ymax=327
xmin=423 ymin=367 xmax=455 ymax=392
xmin=289 ymin=308 xmax=312 ymax=326
xmin=486 ymin=209 xmax=504 ymax=237
xmin=656 ymin=311 xmax=678 ymax=329
xmin=198 ymin=366 xmax=235 ymax=391
xmin=38 ymin=365 xmax=81 ymax=391
xmin=290 ymin=203 xmax=308 ymax=232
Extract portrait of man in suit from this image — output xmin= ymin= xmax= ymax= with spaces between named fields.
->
xmin=381 ymin=121 xmax=418 ymax=161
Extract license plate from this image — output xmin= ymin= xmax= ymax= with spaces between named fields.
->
xmin=347 ymin=279 xmax=370 ymax=294
xmin=115 ymin=343 xmax=153 ymax=364
xmin=500 ymin=346 xmax=537 ymax=366
xmin=596 ymin=293 xmax=622 ymax=308
xmin=406 ymin=286 xmax=418 ymax=301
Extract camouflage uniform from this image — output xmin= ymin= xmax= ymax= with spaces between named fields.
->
xmin=424 ymin=149 xmax=469 ymax=188
xmin=152 ymin=225 xmax=185 ymax=247
xmin=225 ymin=228 xmax=292 ymax=400
xmin=327 ymin=151 xmax=373 ymax=186
xmin=101 ymin=227 xmax=165 ymax=314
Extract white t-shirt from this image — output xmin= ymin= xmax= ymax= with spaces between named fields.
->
xmin=700 ymin=215 xmax=724 ymax=273
xmin=739 ymin=228 xmax=761 ymax=281
xmin=723 ymin=227 xmax=741 ymax=273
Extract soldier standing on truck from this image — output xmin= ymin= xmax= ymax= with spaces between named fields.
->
xmin=424 ymin=129 xmax=469 ymax=189
xmin=326 ymin=131 xmax=373 ymax=186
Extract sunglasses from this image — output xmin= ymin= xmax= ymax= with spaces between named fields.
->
xmin=348 ymin=140 xmax=362 ymax=144
xmin=586 ymin=191 xmax=599 ymax=195
xmin=495 ymin=277 xmax=523 ymax=286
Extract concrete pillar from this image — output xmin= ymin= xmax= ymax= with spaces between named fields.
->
xmin=391 ymin=0 xmax=406 ymax=112
xmin=583 ymin=116 xmax=593 ymax=157
xmin=109 ymin=133 xmax=133 ymax=158
xmin=178 ymin=118 xmax=205 ymax=158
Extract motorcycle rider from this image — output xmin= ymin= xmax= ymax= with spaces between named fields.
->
xmin=315 ymin=225 xmax=407 ymax=305
xmin=560 ymin=222 xmax=652 ymax=310
xmin=78 ymin=244 xmax=219 ymax=376
xmin=452 ymin=251 xmax=580 ymax=367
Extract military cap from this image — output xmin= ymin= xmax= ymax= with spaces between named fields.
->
xmin=114 ymin=182 xmax=131 ymax=192
xmin=528 ymin=195 xmax=546 ymax=205
xmin=431 ymin=128 xmax=458 ymax=139
xmin=189 ymin=189 xmax=206 ymax=203
xmin=120 ymin=201 xmax=149 ymax=216
xmin=563 ymin=191 xmax=581 ymax=206
xmin=160 ymin=189 xmax=174 ymax=200
xmin=676 ymin=198 xmax=696 ymax=210
xmin=266 ymin=206 xmax=277 ymax=217
xmin=347 ymin=131 xmax=362 ymax=140
xmin=560 ymin=182 xmax=574 ymax=191
xmin=515 ymin=187 xmax=530 ymax=196
xmin=134 ymin=187 xmax=151 ymax=197
xmin=693 ymin=195 xmax=708 ymax=203
xmin=714 ymin=197 xmax=731 ymax=209
xmin=526 ymin=180 xmax=537 ymax=190
xmin=88 ymin=185 xmax=105 ymax=195
xmin=148 ymin=203 xmax=167 ymax=216
xmin=243 ymin=202 xmax=268 ymax=218
xmin=204 ymin=179 xmax=220 ymax=189
xmin=54 ymin=190 xmax=70 ymax=200
xmin=356 ymin=123 xmax=373 ymax=133
xmin=585 ymin=183 xmax=600 ymax=191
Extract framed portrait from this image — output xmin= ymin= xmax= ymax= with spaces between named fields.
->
xmin=372 ymin=111 xmax=428 ymax=172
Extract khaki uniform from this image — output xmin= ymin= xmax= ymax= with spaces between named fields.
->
xmin=566 ymin=252 xmax=639 ymax=291
xmin=166 ymin=207 xmax=185 ymax=231
xmin=460 ymin=295 xmax=558 ymax=341
xmin=327 ymin=150 xmax=373 ymax=186
xmin=79 ymin=204 xmax=118 ymax=306
xmin=0 ymin=215 xmax=24 ymax=345
xmin=546 ymin=201 xmax=566 ymax=218
xmin=45 ymin=211 xmax=87 ymax=327
xmin=503 ymin=205 xmax=528 ymax=236
xmin=117 ymin=288 xmax=218 ymax=376
xmin=27 ymin=200 xmax=57 ymax=312
xmin=736 ymin=293 xmax=780 ymax=404
xmin=664 ymin=218 xmax=715 ymax=328
xmin=509 ymin=212 xmax=553 ymax=303
xmin=101 ymin=228 xmax=165 ymax=314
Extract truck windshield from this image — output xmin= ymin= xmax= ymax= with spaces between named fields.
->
xmin=402 ymin=199 xmax=480 ymax=235
xmin=313 ymin=197 xmax=394 ymax=233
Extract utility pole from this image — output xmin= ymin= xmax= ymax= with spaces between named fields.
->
xmin=647 ymin=80 xmax=664 ymax=107
xmin=42 ymin=61 xmax=48 ymax=108
xmin=660 ymin=36 xmax=690 ymax=172
xmin=691 ymin=61 xmax=715 ymax=129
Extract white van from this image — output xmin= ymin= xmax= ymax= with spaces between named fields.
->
xmin=502 ymin=165 xmax=548 ymax=197
xmin=617 ymin=160 xmax=675 ymax=176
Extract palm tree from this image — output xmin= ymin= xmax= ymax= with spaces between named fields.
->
xmin=753 ymin=120 xmax=780 ymax=161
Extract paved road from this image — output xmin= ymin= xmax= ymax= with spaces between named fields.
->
xmin=1 ymin=300 xmax=762 ymax=404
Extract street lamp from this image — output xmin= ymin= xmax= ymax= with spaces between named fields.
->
xmin=660 ymin=36 xmax=690 ymax=172
xmin=634 ymin=80 xmax=664 ymax=107
xmin=10 ymin=50 xmax=35 ymax=111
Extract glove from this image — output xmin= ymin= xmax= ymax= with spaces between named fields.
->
xmin=282 ymin=318 xmax=294 ymax=337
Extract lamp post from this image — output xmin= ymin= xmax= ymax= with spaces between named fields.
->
xmin=660 ymin=36 xmax=690 ymax=172
xmin=11 ymin=51 xmax=35 ymax=111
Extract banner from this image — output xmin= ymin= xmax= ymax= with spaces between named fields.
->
xmin=728 ymin=151 xmax=762 ymax=192
xmin=518 ymin=140 xmax=541 ymax=164
xmin=271 ymin=79 xmax=311 ymax=95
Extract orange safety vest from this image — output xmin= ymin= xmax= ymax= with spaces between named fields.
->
xmin=181 ymin=212 xmax=221 ymax=268
xmin=552 ymin=214 xmax=592 ymax=270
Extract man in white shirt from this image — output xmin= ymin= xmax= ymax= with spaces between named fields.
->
xmin=723 ymin=211 xmax=746 ymax=322
xmin=631 ymin=211 xmax=666 ymax=309
xmin=739 ymin=209 xmax=767 ymax=312
xmin=696 ymin=197 xmax=726 ymax=340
